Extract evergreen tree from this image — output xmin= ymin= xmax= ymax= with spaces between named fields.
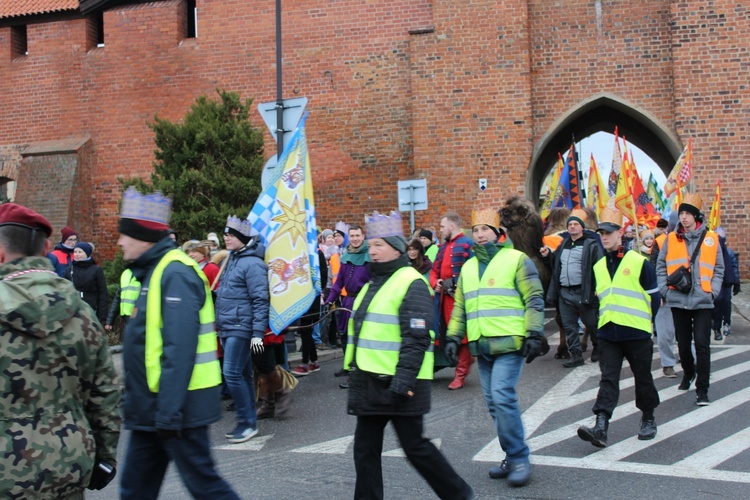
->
xmin=146 ymin=89 xmax=265 ymax=240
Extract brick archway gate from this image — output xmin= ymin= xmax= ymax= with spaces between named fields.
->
xmin=527 ymin=94 xmax=684 ymax=204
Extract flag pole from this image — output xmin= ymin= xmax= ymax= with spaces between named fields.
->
xmin=275 ymin=0 xmax=284 ymax=159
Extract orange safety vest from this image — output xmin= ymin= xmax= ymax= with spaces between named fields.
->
xmin=665 ymin=230 xmax=719 ymax=293
xmin=329 ymin=252 xmax=347 ymax=296
xmin=543 ymin=234 xmax=563 ymax=251
xmin=654 ymin=234 xmax=667 ymax=254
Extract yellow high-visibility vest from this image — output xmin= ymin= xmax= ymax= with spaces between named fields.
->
xmin=344 ymin=267 xmax=434 ymax=379
xmin=145 ymin=249 xmax=221 ymax=393
xmin=459 ymin=250 xmax=526 ymax=348
xmin=119 ymin=268 xmax=141 ymax=317
xmin=594 ymin=251 xmax=652 ymax=334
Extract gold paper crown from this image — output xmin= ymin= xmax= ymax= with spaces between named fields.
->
xmin=225 ymin=215 xmax=254 ymax=237
xmin=364 ymin=211 xmax=403 ymax=239
xmin=120 ymin=187 xmax=172 ymax=224
xmin=471 ymin=207 xmax=500 ymax=228
xmin=570 ymin=208 xmax=588 ymax=222
xmin=682 ymin=192 xmax=703 ymax=210
xmin=598 ymin=207 xmax=622 ymax=226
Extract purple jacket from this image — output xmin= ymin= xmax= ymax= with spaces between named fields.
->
xmin=326 ymin=261 xmax=370 ymax=303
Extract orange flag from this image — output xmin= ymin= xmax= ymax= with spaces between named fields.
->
xmin=709 ymin=181 xmax=721 ymax=230
xmin=665 ymin=139 xmax=693 ymax=200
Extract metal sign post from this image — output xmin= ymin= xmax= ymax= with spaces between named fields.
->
xmin=397 ymin=179 xmax=428 ymax=235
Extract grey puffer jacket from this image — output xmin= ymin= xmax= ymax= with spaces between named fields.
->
xmin=656 ymin=224 xmax=725 ymax=310
xmin=215 ymin=239 xmax=269 ymax=340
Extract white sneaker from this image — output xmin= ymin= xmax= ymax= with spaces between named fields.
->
xmin=226 ymin=425 xmax=258 ymax=443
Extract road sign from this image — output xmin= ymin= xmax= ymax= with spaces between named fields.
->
xmin=257 ymin=97 xmax=308 ymax=143
xmin=261 ymin=156 xmax=278 ymax=189
xmin=398 ymin=179 xmax=428 ymax=235
xmin=479 ymin=178 xmax=487 ymax=191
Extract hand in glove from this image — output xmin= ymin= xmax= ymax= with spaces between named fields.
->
xmin=521 ymin=335 xmax=544 ymax=364
xmin=734 ymin=284 xmax=741 ymax=296
xmin=251 ymin=337 xmax=264 ymax=354
xmin=444 ymin=338 xmax=459 ymax=367
xmin=87 ymin=461 xmax=117 ymax=490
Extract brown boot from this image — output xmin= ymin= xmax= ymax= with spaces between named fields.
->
xmin=256 ymin=375 xmax=275 ymax=419
xmin=268 ymin=367 xmax=293 ymax=418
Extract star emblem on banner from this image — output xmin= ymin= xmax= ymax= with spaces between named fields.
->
xmin=271 ymin=195 xmax=306 ymax=247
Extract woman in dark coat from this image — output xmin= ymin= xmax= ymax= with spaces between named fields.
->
xmin=344 ymin=213 xmax=473 ymax=500
xmin=406 ymin=238 xmax=433 ymax=279
xmin=64 ymin=242 xmax=108 ymax=323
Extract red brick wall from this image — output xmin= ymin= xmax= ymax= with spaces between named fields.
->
xmin=0 ymin=0 xmax=748 ymax=276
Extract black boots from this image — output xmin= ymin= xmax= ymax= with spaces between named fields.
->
xmin=638 ymin=410 xmax=657 ymax=440
xmin=563 ymin=352 xmax=584 ymax=368
xmin=578 ymin=413 xmax=609 ymax=448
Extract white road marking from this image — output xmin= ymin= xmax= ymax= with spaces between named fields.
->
xmin=473 ymin=344 xmax=750 ymax=484
xmin=214 ymin=434 xmax=274 ymax=451
xmin=290 ymin=435 xmax=354 ymax=454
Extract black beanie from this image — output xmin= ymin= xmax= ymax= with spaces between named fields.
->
xmin=225 ymin=227 xmax=252 ymax=245
xmin=678 ymin=202 xmax=701 ymax=219
xmin=419 ymin=229 xmax=433 ymax=240
xmin=118 ymin=218 xmax=170 ymax=243
xmin=382 ymin=235 xmax=407 ymax=253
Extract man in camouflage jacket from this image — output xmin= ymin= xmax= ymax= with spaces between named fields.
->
xmin=0 ymin=203 xmax=121 ymax=498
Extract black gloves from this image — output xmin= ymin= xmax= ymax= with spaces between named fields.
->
xmin=444 ymin=338 xmax=459 ymax=366
xmin=734 ymin=284 xmax=741 ymax=296
xmin=87 ymin=461 xmax=116 ymax=490
xmin=156 ymin=428 xmax=182 ymax=441
xmin=521 ymin=335 xmax=544 ymax=364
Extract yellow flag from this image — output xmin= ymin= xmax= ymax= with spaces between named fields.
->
xmin=614 ymin=151 xmax=637 ymax=224
xmin=587 ymin=154 xmax=610 ymax=218
xmin=540 ymin=153 xmax=565 ymax=220
xmin=709 ymin=181 xmax=721 ymax=230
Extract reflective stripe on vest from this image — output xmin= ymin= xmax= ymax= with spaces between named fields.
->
xmin=145 ymin=249 xmax=221 ymax=393
xmin=460 ymin=250 xmax=526 ymax=347
xmin=343 ymin=266 xmax=434 ymax=380
xmin=594 ymin=251 xmax=652 ymax=333
xmin=119 ymin=268 xmax=141 ymax=317
xmin=665 ymin=230 xmax=718 ymax=293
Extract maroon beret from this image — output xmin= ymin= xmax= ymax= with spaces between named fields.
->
xmin=0 ymin=203 xmax=53 ymax=237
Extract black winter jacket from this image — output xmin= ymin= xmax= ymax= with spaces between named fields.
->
xmin=65 ymin=258 xmax=108 ymax=323
xmin=347 ymin=254 xmax=434 ymax=417
xmin=546 ymin=230 xmax=604 ymax=307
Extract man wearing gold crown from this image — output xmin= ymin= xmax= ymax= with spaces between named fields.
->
xmin=116 ymin=188 xmax=239 ymax=499
xmin=344 ymin=210 xmax=473 ymax=500
xmin=445 ymin=207 xmax=545 ymax=487
xmin=656 ymin=193 xmax=724 ymax=406
xmin=577 ymin=208 xmax=661 ymax=448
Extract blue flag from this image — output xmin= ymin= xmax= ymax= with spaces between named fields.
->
xmin=247 ymin=114 xmax=320 ymax=334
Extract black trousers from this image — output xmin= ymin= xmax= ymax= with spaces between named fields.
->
xmin=672 ymin=307 xmax=712 ymax=392
xmin=592 ymin=337 xmax=660 ymax=418
xmin=353 ymin=415 xmax=471 ymax=500
xmin=712 ymin=285 xmax=733 ymax=330
xmin=557 ymin=286 xmax=598 ymax=356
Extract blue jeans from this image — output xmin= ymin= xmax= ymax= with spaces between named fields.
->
xmin=477 ymin=352 xmax=529 ymax=464
xmin=120 ymin=428 xmax=239 ymax=500
xmin=221 ymin=336 xmax=257 ymax=428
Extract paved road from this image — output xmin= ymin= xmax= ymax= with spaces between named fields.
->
xmin=92 ymin=309 xmax=750 ymax=499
